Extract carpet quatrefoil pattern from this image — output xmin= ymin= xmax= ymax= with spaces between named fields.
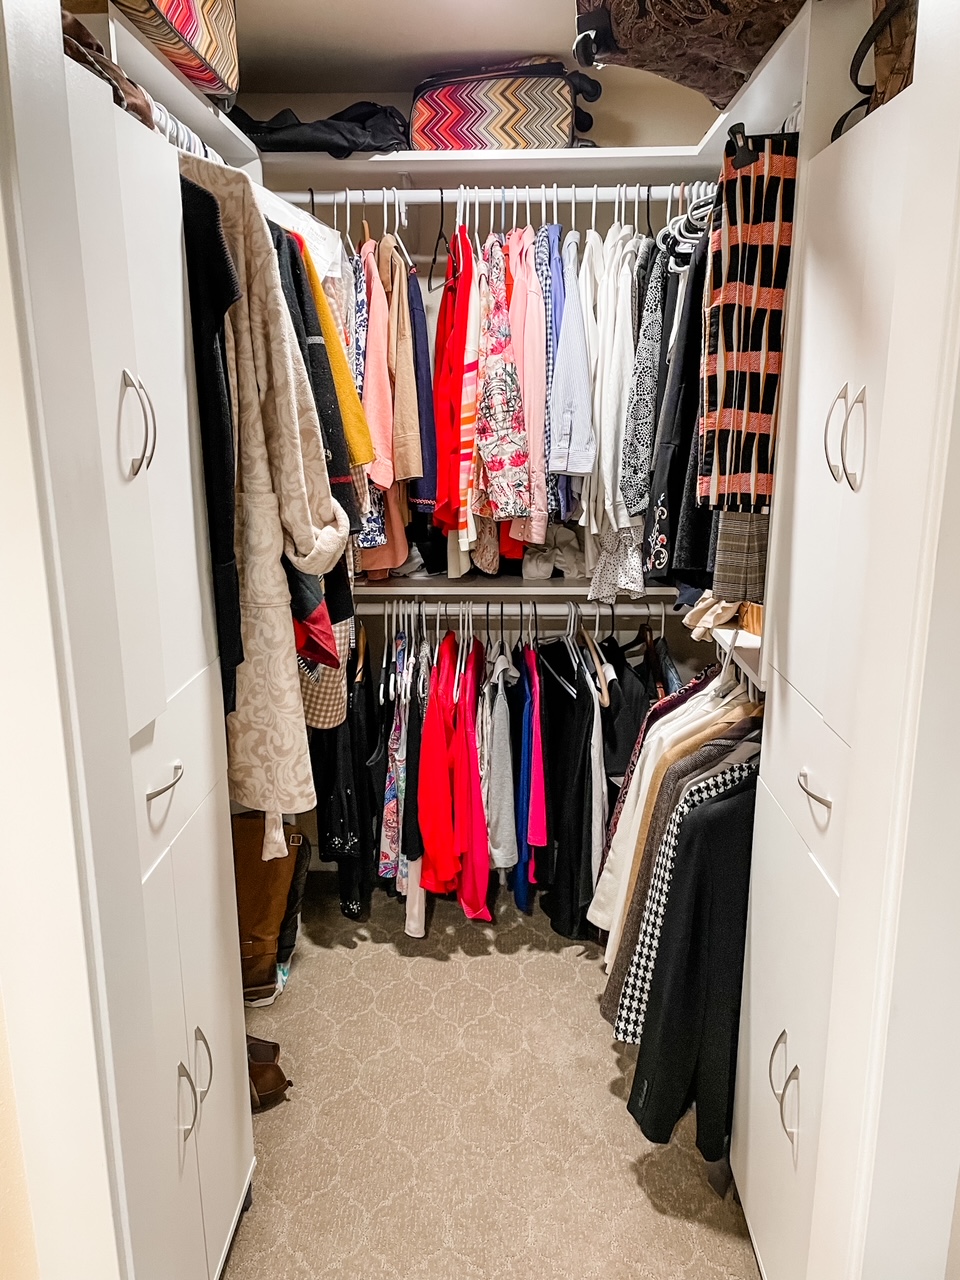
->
xmin=227 ymin=874 xmax=760 ymax=1280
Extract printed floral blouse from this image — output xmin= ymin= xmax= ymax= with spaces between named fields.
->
xmin=473 ymin=234 xmax=531 ymax=521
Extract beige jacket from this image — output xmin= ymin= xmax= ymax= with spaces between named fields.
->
xmin=180 ymin=157 xmax=349 ymax=858
xmin=377 ymin=235 xmax=422 ymax=482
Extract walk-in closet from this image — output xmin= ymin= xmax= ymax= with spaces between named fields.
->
xmin=3 ymin=3 xmax=960 ymax=1280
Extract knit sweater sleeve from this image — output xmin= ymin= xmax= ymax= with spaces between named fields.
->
xmin=248 ymin=257 xmax=349 ymax=576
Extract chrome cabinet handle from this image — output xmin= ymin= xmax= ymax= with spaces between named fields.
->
xmin=146 ymin=760 xmax=184 ymax=803
xmin=797 ymin=768 xmax=833 ymax=811
xmin=136 ymin=375 xmax=158 ymax=470
xmin=768 ymin=1028 xmax=788 ymax=1102
xmin=195 ymin=1026 xmax=214 ymax=1104
xmin=840 ymin=384 xmax=866 ymax=492
xmin=178 ymin=1061 xmax=199 ymax=1143
xmin=823 ymin=383 xmax=848 ymax=483
xmin=779 ymin=1064 xmax=800 ymax=1146
xmin=122 ymin=368 xmax=151 ymax=477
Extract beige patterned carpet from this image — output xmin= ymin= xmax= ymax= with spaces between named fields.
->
xmin=225 ymin=872 xmax=760 ymax=1280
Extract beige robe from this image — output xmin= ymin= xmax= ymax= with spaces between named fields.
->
xmin=180 ymin=156 xmax=349 ymax=859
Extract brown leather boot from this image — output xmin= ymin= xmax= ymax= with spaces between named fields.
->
xmin=231 ymin=813 xmax=303 ymax=1004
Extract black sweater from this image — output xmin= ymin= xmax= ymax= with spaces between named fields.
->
xmin=627 ymin=770 xmax=758 ymax=1162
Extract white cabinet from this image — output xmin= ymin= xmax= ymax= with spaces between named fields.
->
xmin=769 ymin=97 xmax=908 ymax=744
xmin=131 ymin=663 xmax=229 ymax=880
xmin=114 ymin=112 xmax=218 ymax=698
xmin=732 ymin=781 xmax=839 ymax=1280
xmin=172 ymin=779 xmax=255 ymax=1280
xmin=141 ymin=778 xmax=254 ymax=1280
xmin=759 ymin=670 xmax=849 ymax=892
xmin=64 ymin=61 xmax=167 ymax=737
xmin=67 ymin=61 xmax=251 ymax=1280
xmin=141 ymin=849 xmax=209 ymax=1280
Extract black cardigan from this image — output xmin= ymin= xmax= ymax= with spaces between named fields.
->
xmin=268 ymin=220 xmax=359 ymax=532
xmin=627 ymin=769 xmax=758 ymax=1163
xmin=180 ymin=177 xmax=244 ymax=712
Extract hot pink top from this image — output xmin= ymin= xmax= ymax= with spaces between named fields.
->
xmin=455 ymin=639 xmax=492 ymax=922
xmin=525 ymin=646 xmax=547 ymax=853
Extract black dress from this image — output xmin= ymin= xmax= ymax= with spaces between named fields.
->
xmin=627 ymin=772 xmax=758 ymax=1162
xmin=539 ymin=644 xmax=596 ymax=940
xmin=179 ymin=177 xmax=243 ymax=711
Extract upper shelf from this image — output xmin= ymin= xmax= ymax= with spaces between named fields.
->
xmin=259 ymin=7 xmax=808 ymax=194
xmin=94 ymin=3 xmax=261 ymax=174
xmin=260 ymin=145 xmax=712 ymax=190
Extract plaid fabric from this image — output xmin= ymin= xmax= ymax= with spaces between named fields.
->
xmin=711 ymin=511 xmax=768 ymax=605
xmin=300 ymin=618 xmax=353 ymax=729
xmin=699 ymin=132 xmax=798 ymax=513
xmin=614 ymin=760 xmax=759 ymax=1045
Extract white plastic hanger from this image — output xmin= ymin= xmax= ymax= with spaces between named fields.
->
xmin=540 ymin=184 xmax=547 ymax=228
xmin=570 ymin=183 xmax=577 ymax=232
xmin=552 ymin=182 xmax=559 ymax=224
xmin=344 ymin=188 xmax=357 ymax=256
xmin=392 ymin=188 xmax=415 ymax=268
xmin=512 ymin=185 xmax=518 ymax=232
xmin=591 ymin=185 xmax=598 ymax=232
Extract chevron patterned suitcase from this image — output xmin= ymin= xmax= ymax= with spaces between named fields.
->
xmin=411 ymin=60 xmax=601 ymax=150
xmin=112 ymin=0 xmax=238 ymax=97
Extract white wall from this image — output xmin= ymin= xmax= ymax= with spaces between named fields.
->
xmin=0 ymin=998 xmax=39 ymax=1280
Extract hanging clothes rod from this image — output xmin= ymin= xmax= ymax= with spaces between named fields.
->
xmin=275 ymin=185 xmax=705 ymax=208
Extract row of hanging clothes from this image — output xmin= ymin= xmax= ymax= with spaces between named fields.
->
xmin=312 ymin=182 xmax=726 ymax=596
xmin=309 ymin=600 xmax=686 ymax=939
xmin=592 ymin=639 xmax=764 ymax=1167
xmin=301 ymin=143 xmax=798 ymax=614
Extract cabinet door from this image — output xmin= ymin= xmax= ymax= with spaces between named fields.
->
xmin=172 ymin=779 xmax=254 ymax=1280
xmin=141 ymin=850 xmax=210 ymax=1280
xmin=768 ymin=134 xmax=867 ymax=716
xmin=731 ymin=781 xmax=838 ymax=1280
xmin=760 ymin=669 xmax=850 ymax=893
xmin=114 ymin=112 xmax=218 ymax=699
xmin=820 ymin=96 xmax=910 ymax=745
xmin=64 ymin=62 xmax=166 ymax=736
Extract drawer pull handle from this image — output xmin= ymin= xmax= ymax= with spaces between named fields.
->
xmin=768 ymin=1028 xmax=788 ymax=1102
xmin=122 ymin=368 xmax=151 ymax=477
xmin=137 ymin=375 xmax=158 ymax=471
xmin=779 ymin=1064 xmax=800 ymax=1147
xmin=823 ymin=383 xmax=848 ymax=483
xmin=840 ymin=384 xmax=866 ymax=492
xmin=146 ymin=760 xmax=184 ymax=802
xmin=178 ymin=1061 xmax=199 ymax=1143
xmin=797 ymin=768 xmax=833 ymax=811
xmin=195 ymin=1026 xmax=214 ymax=1103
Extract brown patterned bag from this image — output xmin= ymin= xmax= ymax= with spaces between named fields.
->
xmin=833 ymin=0 xmax=919 ymax=139
xmin=574 ymin=0 xmax=806 ymax=109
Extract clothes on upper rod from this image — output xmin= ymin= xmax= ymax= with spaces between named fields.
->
xmin=306 ymin=164 xmax=792 ymax=607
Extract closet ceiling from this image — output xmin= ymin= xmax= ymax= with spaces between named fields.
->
xmin=236 ymin=0 xmax=595 ymax=93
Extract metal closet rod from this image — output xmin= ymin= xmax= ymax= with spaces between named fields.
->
xmin=276 ymin=184 xmax=698 ymax=208
xmin=354 ymin=599 xmax=669 ymax=618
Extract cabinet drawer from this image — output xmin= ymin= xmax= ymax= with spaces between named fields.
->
xmin=132 ymin=663 xmax=228 ymax=878
xmin=761 ymin=668 xmax=849 ymax=892
xmin=731 ymin=781 xmax=838 ymax=1280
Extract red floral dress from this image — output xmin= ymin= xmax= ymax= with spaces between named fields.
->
xmin=473 ymin=234 xmax=531 ymax=521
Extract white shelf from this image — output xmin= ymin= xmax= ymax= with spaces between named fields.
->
xmin=713 ymin=626 xmax=765 ymax=693
xmin=260 ymin=145 xmax=712 ymax=191
xmin=102 ymin=4 xmax=261 ymax=174
xmin=258 ymin=9 xmax=808 ymax=197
